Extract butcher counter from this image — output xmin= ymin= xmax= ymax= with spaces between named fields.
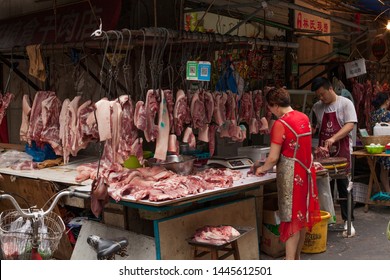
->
xmin=0 ymin=159 xmax=278 ymax=260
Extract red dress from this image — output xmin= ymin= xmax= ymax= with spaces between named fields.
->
xmin=270 ymin=110 xmax=321 ymax=242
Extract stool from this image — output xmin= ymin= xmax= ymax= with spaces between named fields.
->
xmin=191 ymin=240 xmax=240 ymax=260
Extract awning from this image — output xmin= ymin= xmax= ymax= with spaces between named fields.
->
xmin=0 ymin=0 xmax=122 ymax=51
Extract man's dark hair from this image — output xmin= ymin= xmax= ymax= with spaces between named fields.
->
xmin=311 ymin=77 xmax=332 ymax=91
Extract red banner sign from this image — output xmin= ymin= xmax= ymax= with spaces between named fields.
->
xmin=294 ymin=0 xmax=331 ymax=44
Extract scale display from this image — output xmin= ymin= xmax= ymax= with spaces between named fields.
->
xmin=207 ymin=157 xmax=253 ymax=169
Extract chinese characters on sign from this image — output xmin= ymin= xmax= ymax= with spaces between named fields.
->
xmin=295 ymin=12 xmax=329 ymax=33
xmin=294 ymin=0 xmax=331 ymax=44
xmin=344 ymin=58 xmax=366 ymax=79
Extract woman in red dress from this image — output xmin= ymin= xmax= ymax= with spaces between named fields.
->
xmin=250 ymin=87 xmax=321 ymax=260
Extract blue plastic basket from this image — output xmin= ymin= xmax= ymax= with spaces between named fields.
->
xmin=371 ymin=192 xmax=390 ymax=201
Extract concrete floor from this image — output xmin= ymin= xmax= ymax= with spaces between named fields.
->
xmin=302 ymin=204 xmax=390 ymax=260
xmin=262 ymin=204 xmax=390 ymax=260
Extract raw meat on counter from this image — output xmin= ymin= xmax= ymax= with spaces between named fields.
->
xmin=75 ymin=162 xmax=242 ymax=217
xmin=314 ymin=146 xmax=330 ymax=159
xmin=193 ymin=225 xmax=240 ymax=245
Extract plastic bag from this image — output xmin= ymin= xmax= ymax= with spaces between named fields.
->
xmin=25 ymin=141 xmax=56 ymax=162
xmin=316 ymin=175 xmax=337 ymax=224
xmin=38 ymin=217 xmax=51 ymax=256
xmin=9 ymin=216 xmax=32 ymax=256
xmin=0 ymin=150 xmax=33 ymax=168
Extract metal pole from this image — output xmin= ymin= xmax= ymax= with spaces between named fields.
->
xmin=347 ymin=179 xmax=353 ymax=237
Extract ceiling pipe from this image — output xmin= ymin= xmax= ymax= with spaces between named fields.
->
xmin=225 ymin=3 xmax=267 ymax=35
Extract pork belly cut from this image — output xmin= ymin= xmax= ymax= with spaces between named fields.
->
xmin=173 ymin=89 xmax=190 ymax=136
xmin=225 ymin=91 xmax=237 ymax=121
xmin=95 ymin=98 xmax=111 ymax=141
xmin=193 ymin=225 xmax=240 ymax=245
xmin=196 ymin=168 xmax=242 ymax=188
xmin=190 ymin=91 xmax=207 ymax=129
xmin=90 ymin=177 xmax=109 ymax=217
xmin=203 ymin=91 xmax=214 ymax=123
xmin=185 ymin=175 xmax=208 ymax=193
xmin=252 ymin=90 xmax=263 ymax=120
xmin=249 ymin=118 xmax=259 ymax=134
xmin=168 ymin=134 xmax=179 ymax=154
xmin=154 ymin=90 xmax=170 ymax=161
xmin=213 ymin=92 xmax=227 ymax=126
xmin=218 ymin=120 xmax=247 ymax=142
xmin=40 ymin=95 xmax=62 ymax=155
xmin=118 ymin=95 xmax=138 ymax=161
xmin=208 ymin=124 xmax=217 ymax=157
xmin=10 ymin=160 xmax=38 ymax=170
xmin=144 ymin=90 xmax=159 ymax=142
xmin=0 ymin=92 xmax=14 ymax=125
xmin=134 ymin=100 xmax=146 ymax=130
xmin=20 ymin=95 xmax=31 ymax=142
xmin=60 ymin=99 xmax=71 ymax=163
xmin=182 ymin=127 xmax=196 ymax=148
xmin=137 ymin=166 xmax=174 ymax=181
xmin=131 ymin=137 xmax=144 ymax=164
xmin=196 ymin=124 xmax=208 ymax=142
xmin=259 ymin=117 xmax=269 ymax=133
xmin=164 ymin=89 xmax=175 ymax=133
xmin=27 ymin=91 xmax=55 ymax=145
xmin=74 ymin=100 xmax=99 ymax=154
xmin=238 ymin=92 xmax=252 ymax=124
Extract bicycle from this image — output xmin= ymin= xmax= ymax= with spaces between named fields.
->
xmin=0 ymin=189 xmax=90 ymax=260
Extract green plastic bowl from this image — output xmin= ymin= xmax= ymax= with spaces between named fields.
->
xmin=365 ymin=145 xmax=385 ymax=154
xmin=123 ymin=155 xmax=142 ymax=169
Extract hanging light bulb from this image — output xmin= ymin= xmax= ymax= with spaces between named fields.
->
xmin=387 ymin=20 xmax=390 ymax=30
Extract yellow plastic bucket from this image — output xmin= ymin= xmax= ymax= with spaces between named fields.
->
xmin=302 ymin=210 xmax=331 ymax=254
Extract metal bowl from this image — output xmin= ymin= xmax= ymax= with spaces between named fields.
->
xmin=147 ymin=155 xmax=195 ymax=175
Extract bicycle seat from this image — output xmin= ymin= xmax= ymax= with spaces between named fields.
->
xmin=87 ymin=235 xmax=129 ymax=260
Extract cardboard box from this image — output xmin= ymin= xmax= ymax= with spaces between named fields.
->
xmin=260 ymin=224 xmax=285 ymax=258
xmin=262 ymin=193 xmax=280 ymax=225
xmin=263 ymin=209 xmax=281 ymax=225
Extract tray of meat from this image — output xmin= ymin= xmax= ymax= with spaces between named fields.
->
xmin=187 ymin=225 xmax=254 ymax=247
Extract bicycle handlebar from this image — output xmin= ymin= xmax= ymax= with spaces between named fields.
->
xmin=0 ymin=189 xmax=90 ymax=219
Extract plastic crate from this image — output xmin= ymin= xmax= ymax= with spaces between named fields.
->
xmin=352 ymin=182 xmax=368 ymax=204
xmin=371 ymin=192 xmax=390 ymax=201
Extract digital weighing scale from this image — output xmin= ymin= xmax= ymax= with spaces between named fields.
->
xmin=207 ymin=156 xmax=253 ymax=169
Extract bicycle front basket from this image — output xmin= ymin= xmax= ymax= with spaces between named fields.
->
xmin=0 ymin=209 xmax=65 ymax=260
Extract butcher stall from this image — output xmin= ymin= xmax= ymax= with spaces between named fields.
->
xmin=0 ymin=150 xmax=276 ymax=260
xmin=0 ymin=1 xmax=307 ymax=260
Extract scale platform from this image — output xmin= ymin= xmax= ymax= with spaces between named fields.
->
xmin=207 ymin=156 xmax=253 ymax=169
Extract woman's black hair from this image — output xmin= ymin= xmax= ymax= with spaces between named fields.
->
xmin=265 ymin=87 xmax=290 ymax=107
xmin=372 ymin=92 xmax=389 ymax=110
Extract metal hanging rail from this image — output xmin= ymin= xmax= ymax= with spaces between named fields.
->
xmin=0 ymin=28 xmax=299 ymax=55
